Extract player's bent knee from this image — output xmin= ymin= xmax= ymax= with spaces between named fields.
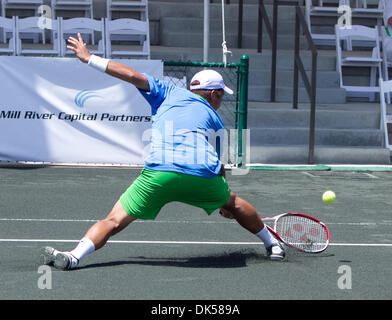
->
xmin=101 ymin=217 xmax=120 ymax=233
xmin=219 ymin=208 xmax=235 ymax=219
xmin=221 ymin=191 xmax=237 ymax=208
xmin=102 ymin=202 xmax=136 ymax=236
xmin=220 ymin=191 xmax=239 ymax=216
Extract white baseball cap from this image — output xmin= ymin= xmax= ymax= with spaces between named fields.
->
xmin=190 ymin=69 xmax=234 ymax=95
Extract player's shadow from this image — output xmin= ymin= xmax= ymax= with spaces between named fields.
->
xmin=79 ymin=250 xmax=263 ymax=270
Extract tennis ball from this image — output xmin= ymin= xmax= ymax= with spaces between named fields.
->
xmin=322 ymin=190 xmax=336 ymax=204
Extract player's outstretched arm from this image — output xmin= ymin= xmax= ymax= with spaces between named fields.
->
xmin=66 ymin=33 xmax=149 ymax=91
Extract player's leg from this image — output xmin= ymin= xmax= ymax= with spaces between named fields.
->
xmin=173 ymin=172 xmax=284 ymax=260
xmin=83 ymin=200 xmax=136 ymax=250
xmin=220 ymin=191 xmax=264 ymax=234
xmin=220 ymin=191 xmax=285 ymax=260
xmin=40 ymin=169 xmax=172 ymax=270
xmin=40 ymin=200 xmax=136 ymax=270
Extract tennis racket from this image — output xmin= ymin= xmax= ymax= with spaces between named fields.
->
xmin=261 ymin=213 xmax=330 ymax=253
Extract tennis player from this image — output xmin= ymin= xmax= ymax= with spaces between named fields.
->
xmin=383 ymin=2 xmax=392 ymax=61
xmin=40 ymin=33 xmax=285 ymax=270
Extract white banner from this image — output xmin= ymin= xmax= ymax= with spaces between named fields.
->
xmin=0 ymin=57 xmax=163 ymax=165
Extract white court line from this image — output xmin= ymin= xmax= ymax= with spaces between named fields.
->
xmin=0 ymin=218 xmax=99 ymax=223
xmin=0 ymin=218 xmax=232 ymax=224
xmin=0 ymin=238 xmax=391 ymax=247
xmin=0 ymin=218 xmax=391 ymax=226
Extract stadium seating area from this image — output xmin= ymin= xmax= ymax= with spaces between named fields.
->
xmin=0 ymin=0 xmax=150 ymax=58
xmin=0 ymin=0 xmax=391 ymax=164
xmin=305 ymin=0 xmax=387 ymax=101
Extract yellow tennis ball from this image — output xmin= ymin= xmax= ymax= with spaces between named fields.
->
xmin=322 ymin=190 xmax=336 ymax=204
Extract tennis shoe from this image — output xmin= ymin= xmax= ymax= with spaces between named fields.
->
xmin=39 ymin=246 xmax=60 ymax=266
xmin=54 ymin=252 xmax=79 ymax=270
xmin=266 ymin=243 xmax=285 ymax=261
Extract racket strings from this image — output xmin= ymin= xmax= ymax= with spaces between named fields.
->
xmin=276 ymin=215 xmax=328 ymax=252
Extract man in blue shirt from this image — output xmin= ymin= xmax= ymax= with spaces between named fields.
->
xmin=40 ymin=34 xmax=285 ymax=270
xmin=140 ymin=71 xmax=226 ymax=177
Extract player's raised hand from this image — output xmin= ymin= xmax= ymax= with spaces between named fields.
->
xmin=66 ymin=33 xmax=91 ymax=64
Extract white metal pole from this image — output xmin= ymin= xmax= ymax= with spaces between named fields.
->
xmin=203 ymin=0 xmax=210 ymax=62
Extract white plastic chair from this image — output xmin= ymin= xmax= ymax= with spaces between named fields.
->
xmin=1 ymin=0 xmax=44 ymax=44
xmin=1 ymin=0 xmax=43 ymax=16
xmin=306 ymin=0 xmax=383 ymax=46
xmin=105 ymin=18 xmax=150 ymax=59
xmin=51 ymin=0 xmax=94 ymax=44
xmin=59 ymin=17 xmax=105 ymax=57
xmin=16 ymin=16 xmax=61 ymax=56
xmin=305 ymin=0 xmax=349 ymax=46
xmin=51 ymin=0 xmax=93 ymax=18
xmin=354 ymin=0 xmax=384 ymax=9
xmin=351 ymin=0 xmax=384 ymax=20
xmin=314 ymin=0 xmax=347 ymax=9
xmin=379 ymin=78 xmax=392 ymax=152
xmin=107 ymin=0 xmax=147 ymax=21
xmin=335 ymin=24 xmax=383 ymax=101
xmin=0 ymin=16 xmax=16 ymax=55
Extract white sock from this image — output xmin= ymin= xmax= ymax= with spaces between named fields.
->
xmin=255 ymin=226 xmax=279 ymax=248
xmin=70 ymin=237 xmax=95 ymax=261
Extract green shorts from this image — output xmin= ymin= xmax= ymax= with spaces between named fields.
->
xmin=119 ymin=168 xmax=231 ymax=220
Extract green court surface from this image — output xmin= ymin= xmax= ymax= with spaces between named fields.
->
xmin=0 ymin=166 xmax=391 ymax=301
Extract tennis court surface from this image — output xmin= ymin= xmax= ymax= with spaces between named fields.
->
xmin=0 ymin=166 xmax=391 ymax=301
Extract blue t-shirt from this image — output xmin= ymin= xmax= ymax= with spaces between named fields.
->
xmin=138 ymin=74 xmax=224 ymax=178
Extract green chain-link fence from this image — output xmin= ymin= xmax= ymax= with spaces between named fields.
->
xmin=163 ymin=55 xmax=249 ymax=167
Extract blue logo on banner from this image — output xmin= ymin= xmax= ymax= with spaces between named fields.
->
xmin=74 ymin=90 xmax=102 ymax=107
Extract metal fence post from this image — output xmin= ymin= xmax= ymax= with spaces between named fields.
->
xmin=238 ymin=54 xmax=249 ymax=167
